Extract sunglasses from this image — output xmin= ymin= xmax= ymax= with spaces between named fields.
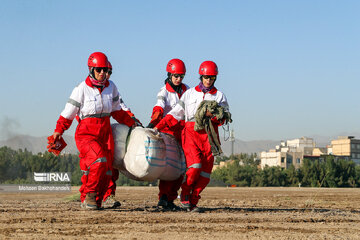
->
xmin=107 ymin=70 xmax=112 ymax=75
xmin=94 ymin=67 xmax=109 ymax=73
xmin=172 ymin=74 xmax=185 ymax=79
xmin=203 ymin=75 xmax=217 ymax=80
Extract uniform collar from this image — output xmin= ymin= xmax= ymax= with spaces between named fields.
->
xmin=166 ymin=82 xmax=187 ymax=94
xmin=85 ymin=76 xmax=109 ymax=88
xmin=195 ymin=85 xmax=218 ymax=94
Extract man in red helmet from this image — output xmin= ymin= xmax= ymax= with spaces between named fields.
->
xmin=155 ymin=61 xmax=230 ymax=212
xmin=51 ymin=52 xmax=135 ymax=210
xmin=147 ymin=58 xmax=189 ymax=210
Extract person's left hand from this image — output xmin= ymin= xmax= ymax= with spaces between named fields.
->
xmin=206 ymin=110 xmax=213 ymax=118
xmin=52 ymin=132 xmax=62 ymax=141
xmin=153 ymin=127 xmax=159 ymax=136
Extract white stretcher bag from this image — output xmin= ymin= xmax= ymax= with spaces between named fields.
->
xmin=111 ymin=123 xmax=142 ymax=181
xmin=111 ymin=123 xmax=130 ymax=167
xmin=111 ymin=124 xmax=186 ymax=181
xmin=158 ymin=132 xmax=186 ymax=180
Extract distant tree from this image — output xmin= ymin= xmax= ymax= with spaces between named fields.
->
xmin=285 ymin=165 xmax=303 ymax=187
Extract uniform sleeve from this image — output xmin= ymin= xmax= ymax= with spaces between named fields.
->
xmin=60 ymin=85 xmax=82 ymax=120
xmin=167 ymin=92 xmax=187 ymax=121
xmin=54 ymin=115 xmax=73 ymax=134
xmin=214 ymin=92 xmax=230 ymax=126
xmin=111 ymin=84 xmax=123 ymax=112
xmin=126 ymin=110 xmax=134 ymax=117
xmin=155 ymin=92 xmax=187 ymax=131
xmin=111 ymin=110 xmax=135 ymax=127
xmin=154 ymin=88 xmax=168 ymax=109
xmin=55 ymin=85 xmax=82 ymax=134
xmin=155 ymin=114 xmax=179 ymax=131
xmin=149 ymin=106 xmax=164 ymax=127
xmin=119 ymin=94 xmax=131 ymax=112
xmin=126 ymin=110 xmax=142 ymax=126
xmin=218 ymin=92 xmax=229 ymax=112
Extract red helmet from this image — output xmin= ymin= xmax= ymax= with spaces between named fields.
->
xmin=166 ymin=59 xmax=186 ymax=74
xmin=107 ymin=61 xmax=112 ymax=69
xmin=88 ymin=52 xmax=108 ymax=68
xmin=199 ymin=61 xmax=218 ymax=75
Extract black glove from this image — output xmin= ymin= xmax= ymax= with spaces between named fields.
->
xmin=146 ymin=123 xmax=155 ymax=128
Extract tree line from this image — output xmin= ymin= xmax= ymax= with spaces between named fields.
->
xmin=211 ymin=153 xmax=360 ymax=187
xmin=1 ymin=146 xmax=359 ymax=187
xmin=0 ymin=147 xmax=155 ymax=186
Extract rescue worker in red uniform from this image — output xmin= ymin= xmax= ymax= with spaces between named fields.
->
xmin=103 ymin=61 xmax=141 ymax=208
xmin=155 ymin=61 xmax=230 ymax=212
xmin=147 ymin=58 xmax=189 ymax=210
xmin=51 ymin=52 xmax=135 ymax=210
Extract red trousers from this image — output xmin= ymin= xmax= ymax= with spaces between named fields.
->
xmin=181 ymin=122 xmax=217 ymax=206
xmin=105 ymin=168 xmax=119 ymax=198
xmin=158 ymin=175 xmax=184 ymax=201
xmin=75 ymin=117 xmax=114 ymax=207
xmin=158 ymin=122 xmax=184 ymax=201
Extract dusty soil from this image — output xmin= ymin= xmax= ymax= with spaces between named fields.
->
xmin=1 ymin=186 xmax=360 ymax=239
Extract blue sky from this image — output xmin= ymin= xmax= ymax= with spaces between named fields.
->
xmin=0 ymin=0 xmax=359 ymax=141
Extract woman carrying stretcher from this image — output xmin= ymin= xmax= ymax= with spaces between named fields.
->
xmin=147 ymin=58 xmax=189 ymax=210
xmin=49 ymin=52 xmax=136 ymax=210
xmin=154 ymin=61 xmax=230 ymax=212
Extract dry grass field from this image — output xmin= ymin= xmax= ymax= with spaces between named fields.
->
xmin=1 ymin=186 xmax=360 ymax=239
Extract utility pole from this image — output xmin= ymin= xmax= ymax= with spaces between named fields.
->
xmin=230 ymin=129 xmax=235 ymax=157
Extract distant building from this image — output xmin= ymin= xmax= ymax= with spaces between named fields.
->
xmin=260 ymin=137 xmax=327 ymax=169
xmin=330 ymin=136 xmax=360 ymax=164
xmin=260 ymin=136 xmax=360 ymax=169
xmin=260 ymin=151 xmax=303 ymax=169
xmin=287 ymin=137 xmax=315 ymax=150
xmin=312 ymin=147 xmax=327 ymax=156
xmin=215 ymin=136 xmax=360 ymax=171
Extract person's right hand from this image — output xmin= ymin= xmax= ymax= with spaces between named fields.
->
xmin=53 ymin=132 xmax=62 ymax=141
xmin=206 ymin=110 xmax=213 ymax=118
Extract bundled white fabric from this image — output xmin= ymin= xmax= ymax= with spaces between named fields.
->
xmin=111 ymin=123 xmax=130 ymax=170
xmin=111 ymin=124 xmax=186 ymax=181
xmin=158 ymin=132 xmax=186 ymax=180
xmin=123 ymin=128 xmax=166 ymax=181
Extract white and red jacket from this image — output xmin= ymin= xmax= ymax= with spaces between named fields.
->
xmin=149 ymin=82 xmax=188 ymax=142
xmin=156 ymin=85 xmax=229 ymax=129
xmin=119 ymin=94 xmax=131 ymax=112
xmin=149 ymin=82 xmax=189 ymax=127
xmin=55 ymin=77 xmax=134 ymax=134
xmin=156 ymin=85 xmax=229 ymax=207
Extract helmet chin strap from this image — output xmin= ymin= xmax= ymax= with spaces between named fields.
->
xmin=89 ymin=67 xmax=96 ymax=80
xmin=165 ymin=73 xmax=183 ymax=94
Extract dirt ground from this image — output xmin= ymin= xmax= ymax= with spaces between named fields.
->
xmin=1 ymin=186 xmax=360 ymax=239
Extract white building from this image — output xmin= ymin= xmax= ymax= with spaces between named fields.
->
xmin=260 ymin=150 xmax=303 ymax=169
xmin=286 ymin=137 xmax=315 ymax=150
xmin=260 ymin=137 xmax=323 ymax=169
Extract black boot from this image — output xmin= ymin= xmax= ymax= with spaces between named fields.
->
xmin=167 ymin=200 xmax=180 ymax=211
xmin=157 ymin=194 xmax=168 ymax=208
